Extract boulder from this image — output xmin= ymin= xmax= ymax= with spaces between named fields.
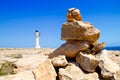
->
xmin=58 ymin=63 xmax=99 ymax=80
xmin=51 ymin=55 xmax=68 ymax=67
xmin=49 ymin=40 xmax=89 ymax=58
xmin=32 ymin=59 xmax=57 ymax=80
xmin=76 ymin=52 xmax=100 ymax=72
xmin=91 ymin=42 xmax=106 ymax=53
xmin=61 ymin=21 xmax=100 ymax=44
xmin=97 ymin=50 xmax=120 ymax=79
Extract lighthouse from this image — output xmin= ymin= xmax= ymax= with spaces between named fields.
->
xmin=35 ymin=30 xmax=40 ymax=48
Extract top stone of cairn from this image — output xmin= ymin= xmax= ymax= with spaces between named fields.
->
xmin=62 ymin=8 xmax=100 ymax=44
xmin=66 ymin=8 xmax=82 ymax=22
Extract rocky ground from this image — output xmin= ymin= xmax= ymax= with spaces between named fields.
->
xmin=108 ymin=50 xmax=120 ymax=66
xmin=0 ymin=48 xmax=119 ymax=80
xmin=1 ymin=8 xmax=119 ymax=80
xmin=0 ymin=8 xmax=119 ymax=80
xmin=0 ymin=48 xmax=55 ymax=80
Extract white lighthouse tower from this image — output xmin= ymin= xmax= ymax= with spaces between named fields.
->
xmin=35 ymin=30 xmax=40 ymax=48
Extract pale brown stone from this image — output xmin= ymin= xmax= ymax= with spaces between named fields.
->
xmin=32 ymin=59 xmax=57 ymax=80
xmin=59 ymin=63 xmax=99 ymax=80
xmin=114 ymin=71 xmax=120 ymax=80
xmin=61 ymin=21 xmax=100 ymax=44
xmin=14 ymin=54 xmax=48 ymax=72
xmin=66 ymin=12 xmax=76 ymax=22
xmin=68 ymin=8 xmax=76 ymax=13
xmin=91 ymin=42 xmax=106 ymax=52
xmin=74 ymin=15 xmax=82 ymax=21
xmin=49 ymin=40 xmax=89 ymax=58
xmin=66 ymin=17 xmax=76 ymax=22
xmin=66 ymin=8 xmax=82 ymax=22
xmin=51 ymin=55 xmax=68 ymax=67
xmin=76 ymin=52 xmax=100 ymax=72
xmin=97 ymin=50 xmax=120 ymax=79
xmin=72 ymin=9 xmax=80 ymax=16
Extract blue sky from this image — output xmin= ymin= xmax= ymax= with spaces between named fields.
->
xmin=0 ymin=0 xmax=120 ymax=48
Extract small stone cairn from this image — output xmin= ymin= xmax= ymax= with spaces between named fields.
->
xmin=50 ymin=8 xmax=106 ymax=58
xmin=49 ymin=8 xmax=120 ymax=80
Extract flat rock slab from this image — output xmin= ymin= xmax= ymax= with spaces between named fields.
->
xmin=49 ymin=41 xmax=89 ymax=58
xmin=61 ymin=21 xmax=100 ymax=44
xmin=14 ymin=54 xmax=48 ymax=72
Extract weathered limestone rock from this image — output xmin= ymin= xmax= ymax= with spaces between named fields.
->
xmin=68 ymin=8 xmax=76 ymax=12
xmin=67 ymin=8 xmax=82 ymax=22
xmin=66 ymin=15 xmax=76 ymax=22
xmin=97 ymin=50 xmax=120 ymax=79
xmin=72 ymin=9 xmax=80 ymax=16
xmin=14 ymin=54 xmax=48 ymax=72
xmin=74 ymin=15 xmax=82 ymax=21
xmin=91 ymin=42 xmax=106 ymax=53
xmin=114 ymin=71 xmax=120 ymax=80
xmin=51 ymin=55 xmax=68 ymax=67
xmin=32 ymin=59 xmax=57 ymax=80
xmin=49 ymin=40 xmax=89 ymax=58
xmin=76 ymin=52 xmax=100 ymax=72
xmin=59 ymin=63 xmax=99 ymax=80
xmin=72 ymin=9 xmax=82 ymax=21
xmin=61 ymin=21 xmax=100 ymax=44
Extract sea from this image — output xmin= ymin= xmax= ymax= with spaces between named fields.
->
xmin=105 ymin=46 xmax=120 ymax=50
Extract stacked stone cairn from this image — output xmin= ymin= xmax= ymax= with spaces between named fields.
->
xmin=49 ymin=8 xmax=120 ymax=80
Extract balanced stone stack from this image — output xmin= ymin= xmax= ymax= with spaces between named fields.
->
xmin=49 ymin=8 xmax=105 ymax=58
xmin=49 ymin=8 xmax=120 ymax=80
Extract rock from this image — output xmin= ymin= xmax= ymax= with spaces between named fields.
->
xmin=97 ymin=50 xmax=120 ymax=79
xmin=0 ymin=70 xmax=35 ymax=80
xmin=72 ymin=9 xmax=80 ymax=16
xmin=91 ymin=42 xmax=106 ymax=53
xmin=14 ymin=54 xmax=48 ymax=72
xmin=68 ymin=8 xmax=76 ymax=13
xmin=114 ymin=71 xmax=120 ymax=80
xmin=66 ymin=13 xmax=76 ymax=22
xmin=108 ymin=50 xmax=120 ymax=66
xmin=74 ymin=15 xmax=82 ymax=21
xmin=66 ymin=8 xmax=82 ymax=22
xmin=72 ymin=9 xmax=82 ymax=21
xmin=76 ymin=52 xmax=100 ymax=72
xmin=66 ymin=10 xmax=76 ymax=22
xmin=58 ymin=63 xmax=99 ymax=80
xmin=61 ymin=21 xmax=100 ymax=44
xmin=49 ymin=40 xmax=89 ymax=58
xmin=51 ymin=55 xmax=68 ymax=67
xmin=32 ymin=59 xmax=57 ymax=80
